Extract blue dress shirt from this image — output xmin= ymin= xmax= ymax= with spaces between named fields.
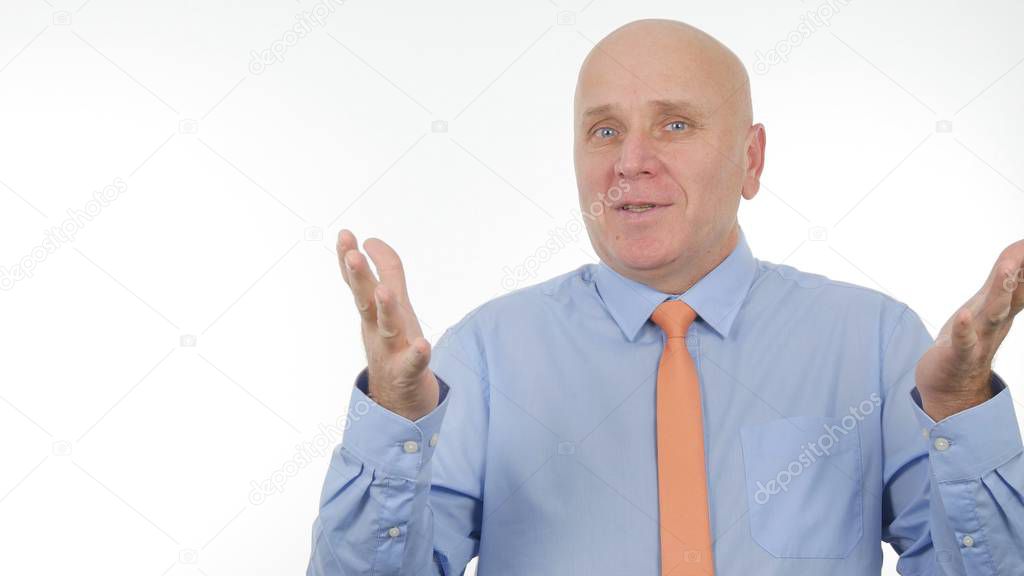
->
xmin=307 ymin=227 xmax=1024 ymax=575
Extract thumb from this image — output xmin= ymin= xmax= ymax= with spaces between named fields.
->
xmin=951 ymin=307 xmax=979 ymax=362
xmin=399 ymin=336 xmax=432 ymax=379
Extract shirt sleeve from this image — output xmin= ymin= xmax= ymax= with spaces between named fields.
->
xmin=306 ymin=319 xmax=489 ymax=575
xmin=880 ymin=305 xmax=1024 ymax=575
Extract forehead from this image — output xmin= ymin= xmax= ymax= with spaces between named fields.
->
xmin=577 ymin=29 xmax=737 ymax=119
xmin=574 ymin=51 xmax=729 ymax=121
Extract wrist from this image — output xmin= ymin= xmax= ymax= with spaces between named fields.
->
xmin=367 ymin=377 xmax=440 ymax=422
xmin=918 ymin=376 xmax=994 ymax=422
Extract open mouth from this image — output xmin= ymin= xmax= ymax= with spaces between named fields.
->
xmin=619 ymin=203 xmax=659 ymax=213
xmin=615 ymin=203 xmax=671 ymax=217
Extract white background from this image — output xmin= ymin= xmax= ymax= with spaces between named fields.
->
xmin=1 ymin=0 xmax=1022 ymax=574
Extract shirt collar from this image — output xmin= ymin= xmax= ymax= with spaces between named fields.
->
xmin=593 ymin=226 xmax=758 ymax=342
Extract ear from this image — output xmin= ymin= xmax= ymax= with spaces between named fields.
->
xmin=741 ymin=123 xmax=766 ymax=200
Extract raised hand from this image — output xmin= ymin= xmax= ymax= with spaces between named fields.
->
xmin=337 ymin=229 xmax=440 ymax=421
xmin=916 ymin=239 xmax=1024 ymax=421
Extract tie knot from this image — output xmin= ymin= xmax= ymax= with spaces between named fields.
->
xmin=650 ymin=299 xmax=697 ymax=338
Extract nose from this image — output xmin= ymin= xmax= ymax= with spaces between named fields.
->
xmin=614 ymin=131 xmax=659 ymax=181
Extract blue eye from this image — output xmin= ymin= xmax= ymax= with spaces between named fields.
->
xmin=666 ymin=121 xmax=688 ymax=131
xmin=595 ymin=127 xmax=617 ymax=139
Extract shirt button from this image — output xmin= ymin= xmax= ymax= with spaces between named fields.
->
xmin=921 ymin=427 xmax=929 ymax=439
xmin=962 ymin=534 xmax=974 ymax=548
xmin=933 ymin=437 xmax=950 ymax=452
xmin=387 ymin=526 xmax=401 ymax=538
xmin=403 ymin=440 xmax=419 ymax=454
xmin=429 ymin=433 xmax=439 ymax=447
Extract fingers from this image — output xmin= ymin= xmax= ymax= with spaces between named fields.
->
xmin=1012 ymin=269 xmax=1024 ymax=315
xmin=337 ymin=229 xmax=358 ymax=286
xmin=375 ymin=283 xmax=403 ymax=345
xmin=337 ymin=230 xmax=423 ymax=355
xmin=343 ymin=246 xmax=379 ymax=324
xmin=980 ymin=268 xmax=1013 ymax=332
xmin=364 ymin=237 xmax=410 ymax=303
xmin=999 ymin=240 xmax=1024 ymax=315
xmin=951 ymin=307 xmax=979 ymax=362
xmin=978 ymin=246 xmax=1024 ymax=334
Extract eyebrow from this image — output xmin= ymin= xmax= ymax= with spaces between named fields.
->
xmin=581 ymin=99 xmax=705 ymax=122
xmin=581 ymin=103 xmax=616 ymax=120
xmin=650 ymin=99 xmax=705 ymax=117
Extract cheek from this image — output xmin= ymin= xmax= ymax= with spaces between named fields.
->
xmin=578 ymin=168 xmax=619 ymax=209
xmin=663 ymin=146 xmax=709 ymax=182
xmin=694 ymin=139 xmax=744 ymax=187
xmin=665 ymin=147 xmax=733 ymax=205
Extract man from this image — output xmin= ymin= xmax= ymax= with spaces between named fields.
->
xmin=307 ymin=18 xmax=1024 ymax=575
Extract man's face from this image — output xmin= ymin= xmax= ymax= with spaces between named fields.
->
xmin=573 ymin=23 xmax=761 ymax=283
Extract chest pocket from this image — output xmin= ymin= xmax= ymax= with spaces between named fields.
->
xmin=739 ymin=415 xmax=864 ymax=558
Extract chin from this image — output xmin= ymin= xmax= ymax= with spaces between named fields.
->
xmin=609 ymin=237 xmax=676 ymax=271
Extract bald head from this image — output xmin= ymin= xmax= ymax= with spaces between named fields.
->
xmin=574 ymin=19 xmax=751 ymax=132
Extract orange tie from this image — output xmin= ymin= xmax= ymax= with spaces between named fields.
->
xmin=650 ymin=300 xmax=715 ymax=576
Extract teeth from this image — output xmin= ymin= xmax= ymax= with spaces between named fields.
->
xmin=622 ymin=204 xmax=656 ymax=212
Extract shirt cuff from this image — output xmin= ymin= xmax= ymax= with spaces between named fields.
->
xmin=341 ymin=366 xmax=451 ymax=480
xmin=910 ymin=371 xmax=1024 ymax=482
